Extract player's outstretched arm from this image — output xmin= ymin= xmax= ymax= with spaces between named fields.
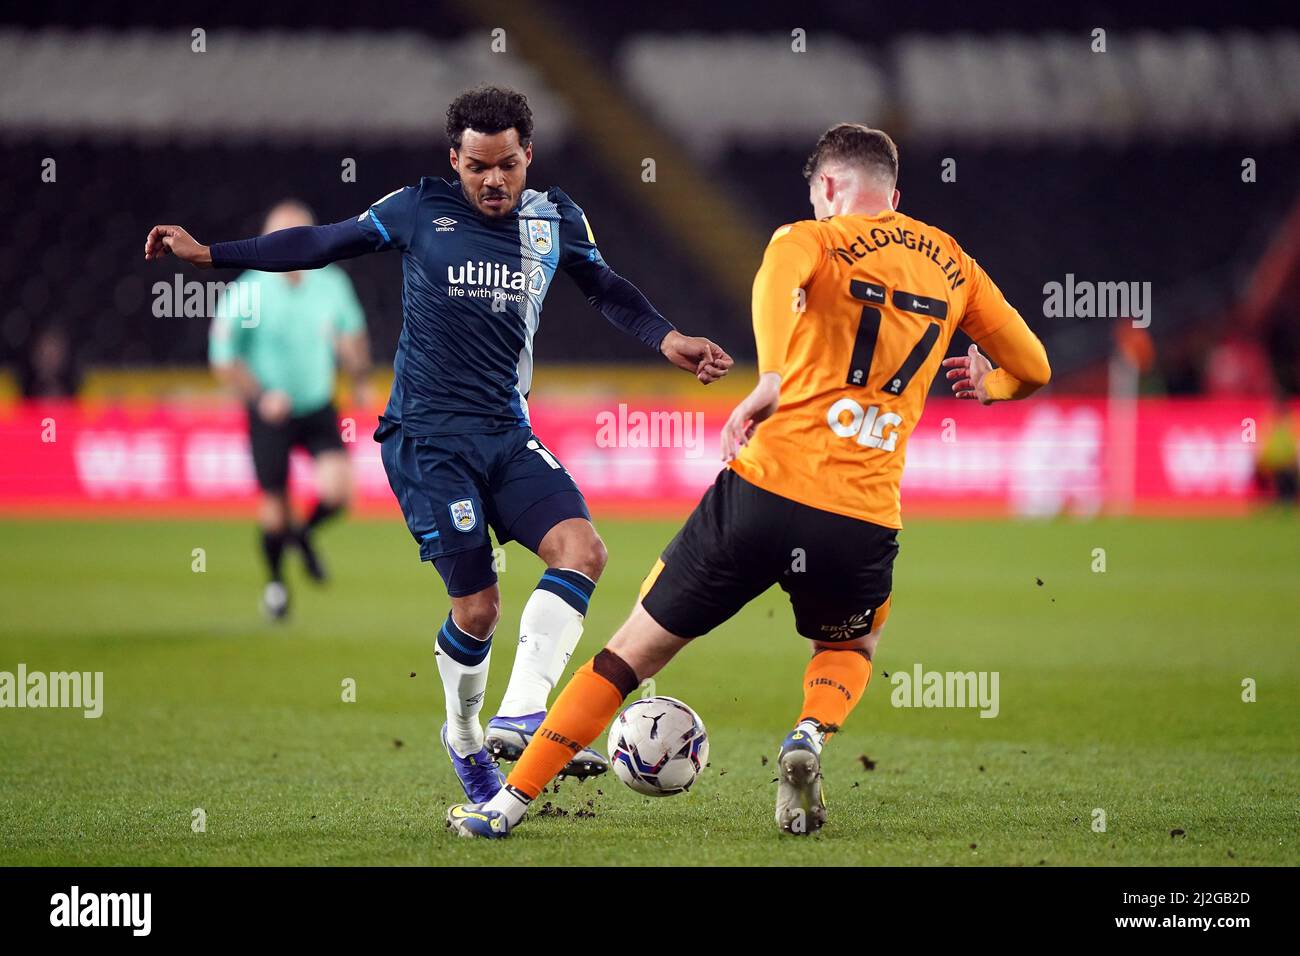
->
xmin=554 ymin=192 xmax=731 ymax=384
xmin=943 ymin=318 xmax=1051 ymax=404
xmin=566 ymin=259 xmax=732 ymax=384
xmin=144 ymin=218 xmax=378 ymax=273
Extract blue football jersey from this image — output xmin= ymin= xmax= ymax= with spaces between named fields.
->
xmin=356 ymin=178 xmax=617 ymax=436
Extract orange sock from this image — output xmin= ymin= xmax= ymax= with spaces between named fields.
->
xmin=799 ymin=649 xmax=872 ymax=737
xmin=508 ymin=651 xmax=636 ymax=799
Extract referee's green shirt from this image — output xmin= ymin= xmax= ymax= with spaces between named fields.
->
xmin=209 ymin=265 xmax=365 ymax=415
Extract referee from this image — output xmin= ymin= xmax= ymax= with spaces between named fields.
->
xmin=208 ymin=200 xmax=372 ymax=620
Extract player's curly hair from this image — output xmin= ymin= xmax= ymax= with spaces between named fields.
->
xmin=446 ymin=86 xmax=534 ymax=150
xmin=803 ymin=123 xmax=899 ymax=185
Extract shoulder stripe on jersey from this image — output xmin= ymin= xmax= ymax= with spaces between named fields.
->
xmin=369 ymin=210 xmax=392 ymax=244
xmin=517 ymin=189 xmax=552 ymax=216
xmin=512 ymin=191 xmax=563 ymax=409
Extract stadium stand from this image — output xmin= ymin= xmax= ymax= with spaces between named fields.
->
xmin=2 ymin=12 xmax=1299 ymax=395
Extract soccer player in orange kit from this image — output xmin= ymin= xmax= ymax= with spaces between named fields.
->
xmin=448 ymin=123 xmax=1052 ymax=838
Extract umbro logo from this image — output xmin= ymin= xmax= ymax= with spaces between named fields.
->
xmin=433 ymin=217 xmax=457 ymax=231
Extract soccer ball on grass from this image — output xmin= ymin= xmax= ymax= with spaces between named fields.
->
xmin=607 ymin=696 xmax=708 ymax=796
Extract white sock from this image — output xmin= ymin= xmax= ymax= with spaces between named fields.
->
xmin=435 ymin=613 xmax=493 ymax=757
xmin=496 ymin=568 xmax=594 ymax=718
xmin=483 ymin=784 xmax=532 ymax=827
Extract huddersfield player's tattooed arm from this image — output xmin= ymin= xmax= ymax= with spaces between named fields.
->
xmin=721 ymin=222 xmax=814 ymax=461
xmin=942 ymin=255 xmax=1052 ymax=405
xmin=553 ymin=190 xmax=733 ymax=385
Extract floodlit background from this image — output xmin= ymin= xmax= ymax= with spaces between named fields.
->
xmin=1 ymin=1 xmax=1298 ymax=516
xmin=0 ymin=1 xmax=1297 ymax=867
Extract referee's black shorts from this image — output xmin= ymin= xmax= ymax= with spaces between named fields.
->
xmin=639 ymin=468 xmax=898 ymax=642
xmin=247 ymin=401 xmax=345 ymax=493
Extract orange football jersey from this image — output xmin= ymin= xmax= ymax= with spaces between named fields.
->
xmin=729 ymin=209 xmax=1026 ymax=528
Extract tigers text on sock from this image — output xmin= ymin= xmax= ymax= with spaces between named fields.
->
xmin=889 ymin=664 xmax=999 ymax=718
xmin=0 ymin=663 xmax=103 ymax=718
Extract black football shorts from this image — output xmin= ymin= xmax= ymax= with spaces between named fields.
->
xmin=247 ymin=401 xmax=345 ymax=493
xmin=639 ymin=468 xmax=899 ymax=642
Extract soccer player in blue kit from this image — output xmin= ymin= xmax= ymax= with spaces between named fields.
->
xmin=145 ymin=86 xmax=733 ymax=804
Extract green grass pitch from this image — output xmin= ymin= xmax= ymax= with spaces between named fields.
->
xmin=0 ymin=514 xmax=1295 ymax=866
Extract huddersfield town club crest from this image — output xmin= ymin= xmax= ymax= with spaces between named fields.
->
xmin=527 ymin=219 xmax=553 ymax=255
xmin=449 ymin=499 xmax=477 ymax=532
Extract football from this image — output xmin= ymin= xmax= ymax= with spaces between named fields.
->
xmin=607 ymin=696 xmax=709 ymax=796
